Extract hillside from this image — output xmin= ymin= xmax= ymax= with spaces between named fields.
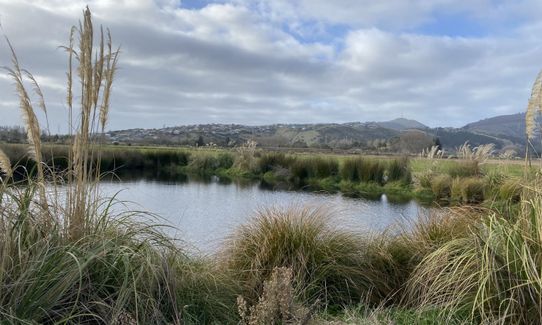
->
xmin=104 ymin=115 xmax=526 ymax=154
xmin=377 ymin=118 xmax=428 ymax=131
xmin=462 ymin=112 xmax=525 ymax=142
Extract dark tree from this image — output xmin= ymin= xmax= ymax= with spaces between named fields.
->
xmin=196 ymin=135 xmax=205 ymax=147
xmin=434 ymin=137 xmax=442 ymax=151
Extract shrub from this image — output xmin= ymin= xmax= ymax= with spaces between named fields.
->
xmin=237 ymin=267 xmax=314 ymax=325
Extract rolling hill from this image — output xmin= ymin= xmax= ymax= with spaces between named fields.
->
xmin=462 ymin=112 xmax=525 ymax=142
xmin=105 ymin=114 xmax=528 ymax=154
xmin=377 ymin=118 xmax=428 ymax=131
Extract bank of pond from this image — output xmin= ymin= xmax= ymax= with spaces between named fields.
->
xmin=0 ymin=143 xmax=525 ymax=209
xmin=0 ymin=143 xmax=537 ymax=324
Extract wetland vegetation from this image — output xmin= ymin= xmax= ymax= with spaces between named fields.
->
xmin=1 ymin=7 xmax=542 ymax=325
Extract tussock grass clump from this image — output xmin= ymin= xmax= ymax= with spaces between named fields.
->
xmin=405 ymin=196 xmax=542 ymax=324
xmin=430 ymin=175 xmax=452 ymax=202
xmin=499 ymin=179 xmax=522 ymax=203
xmin=288 ymin=157 xmax=339 ymax=185
xmin=445 ymin=161 xmax=480 ymax=178
xmin=257 ymin=152 xmax=295 ymax=174
xmin=417 ymin=171 xmax=434 ymax=188
xmin=387 ymin=157 xmax=411 ymax=184
xmin=357 ymin=208 xmax=481 ymax=307
xmin=100 ymin=149 xmax=191 ymax=172
xmin=187 ymin=152 xmax=233 ymax=175
xmin=308 ymin=157 xmax=339 ymax=179
xmin=0 ymin=185 xmax=238 ymax=324
xmin=223 ymin=207 xmax=369 ymax=307
xmin=460 ymin=177 xmax=485 ymax=204
xmin=217 ymin=152 xmax=235 ymax=169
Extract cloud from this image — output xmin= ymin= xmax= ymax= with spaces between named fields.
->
xmin=0 ymin=0 xmax=541 ymax=131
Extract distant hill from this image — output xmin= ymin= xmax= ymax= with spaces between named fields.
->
xmin=377 ymin=118 xmax=428 ymax=131
xmin=462 ymin=112 xmax=525 ymax=142
xmin=105 ymin=114 xmax=529 ymax=155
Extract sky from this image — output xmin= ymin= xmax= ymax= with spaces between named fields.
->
xmin=1 ymin=0 xmax=542 ymax=132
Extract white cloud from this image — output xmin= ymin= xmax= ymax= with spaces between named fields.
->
xmin=0 ymin=0 xmax=541 ymax=131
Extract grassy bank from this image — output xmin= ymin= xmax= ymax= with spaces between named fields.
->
xmin=3 ymin=176 xmax=540 ymax=323
xmin=1 ymin=142 xmax=528 ymax=206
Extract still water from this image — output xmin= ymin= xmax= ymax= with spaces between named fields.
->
xmin=98 ymin=177 xmax=425 ymax=253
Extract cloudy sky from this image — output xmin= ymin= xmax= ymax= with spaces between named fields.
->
xmin=1 ymin=0 xmax=541 ymax=132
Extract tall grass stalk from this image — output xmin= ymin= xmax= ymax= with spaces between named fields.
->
xmin=405 ymin=190 xmax=542 ymax=323
xmin=63 ymin=8 xmax=120 ymax=238
xmin=1 ymin=8 xmax=240 ymax=323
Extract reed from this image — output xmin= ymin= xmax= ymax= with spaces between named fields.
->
xmin=387 ymin=157 xmax=412 ymax=184
xmin=0 ymin=8 xmax=238 ymax=323
xmin=340 ymin=157 xmax=386 ymax=184
xmin=256 ymin=152 xmax=295 ymax=174
xmin=403 ymin=189 xmax=542 ymax=323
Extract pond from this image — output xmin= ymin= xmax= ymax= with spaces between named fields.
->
xmin=98 ymin=177 xmax=427 ymax=253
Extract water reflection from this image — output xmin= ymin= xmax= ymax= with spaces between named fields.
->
xmin=97 ymin=175 xmax=427 ymax=253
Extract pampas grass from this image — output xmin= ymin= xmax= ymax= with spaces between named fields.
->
xmin=458 ymin=142 xmax=495 ymax=163
xmin=526 ymin=70 xmax=542 ymax=140
xmin=0 ymin=8 xmax=241 ymax=324
xmin=0 ymin=149 xmax=12 ymax=180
